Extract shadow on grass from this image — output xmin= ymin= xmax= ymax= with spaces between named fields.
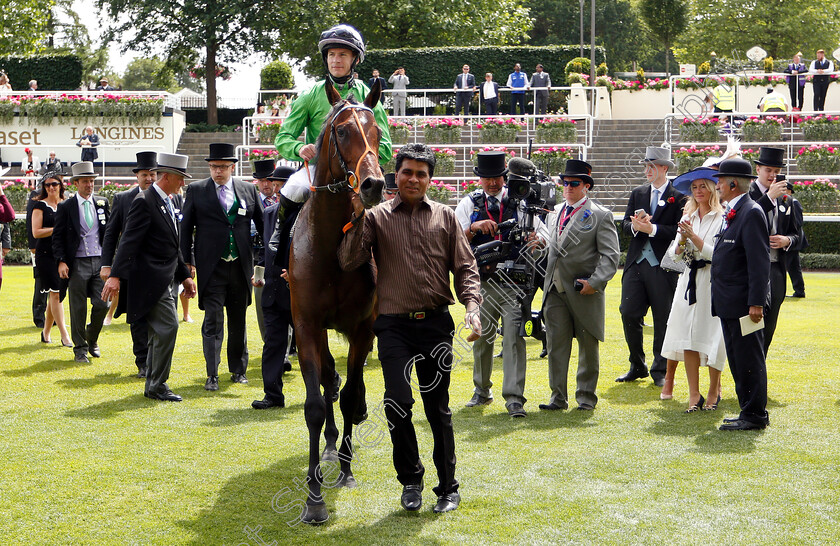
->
xmin=2 ymin=356 xmax=89 ymax=377
xmin=454 ymin=405 xmax=597 ymax=443
xmin=0 ymin=325 xmax=42 ymax=336
xmin=645 ymin=405 xmax=764 ymax=454
xmin=204 ymin=402 xmax=305 ymax=427
xmin=178 ymin=454 xmax=438 ymax=545
xmin=55 ymin=372 xmax=141 ymax=389
xmin=600 ymin=381 xmax=664 ymax=405
xmin=64 ymin=393 xmax=155 ymax=419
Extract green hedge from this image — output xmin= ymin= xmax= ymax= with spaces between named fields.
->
xmin=364 ymin=45 xmax=606 ymax=89
xmin=0 ymin=55 xmax=83 ymax=91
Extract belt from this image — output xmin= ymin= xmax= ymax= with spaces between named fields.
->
xmin=385 ymin=305 xmax=449 ymax=320
xmin=221 ymin=256 xmax=239 ymax=263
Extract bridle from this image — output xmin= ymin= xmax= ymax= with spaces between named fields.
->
xmin=309 ymin=102 xmax=379 ymax=194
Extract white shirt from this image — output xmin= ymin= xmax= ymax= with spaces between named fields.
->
xmin=810 ymin=59 xmax=835 ymax=73
xmin=152 ymin=183 xmax=177 ymax=227
xmin=482 ymin=81 xmax=497 ymax=100
xmin=455 ymin=188 xmax=508 ymax=230
xmin=21 ymin=155 xmax=40 ymax=174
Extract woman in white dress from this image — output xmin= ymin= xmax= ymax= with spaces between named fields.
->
xmin=661 ymin=172 xmax=726 ymax=412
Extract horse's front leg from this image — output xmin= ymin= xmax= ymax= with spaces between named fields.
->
xmin=321 ymin=331 xmax=340 ymax=462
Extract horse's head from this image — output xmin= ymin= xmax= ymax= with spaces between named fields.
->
xmin=317 ymin=78 xmax=385 ymax=208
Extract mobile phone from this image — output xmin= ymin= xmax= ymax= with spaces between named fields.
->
xmin=634 ymin=208 xmax=648 ymax=218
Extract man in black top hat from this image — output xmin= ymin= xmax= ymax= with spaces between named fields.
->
xmin=749 ymin=146 xmax=804 ymax=355
xmin=781 ymin=177 xmax=807 ymax=298
xmin=251 ymin=158 xmax=279 ymax=342
xmin=617 ymin=147 xmax=686 ymax=388
xmin=537 ymin=159 xmax=619 ymax=411
xmin=711 ymin=158 xmax=770 ymax=430
xmin=383 ymin=173 xmax=398 ymax=201
xmin=101 ymin=151 xmax=158 ymax=377
xmin=455 ymin=151 xmax=529 ymax=417
xmin=180 ymin=143 xmax=263 ymax=391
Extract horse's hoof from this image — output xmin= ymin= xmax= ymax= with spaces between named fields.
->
xmin=301 ymin=502 xmax=329 ymax=525
xmin=339 ymin=474 xmax=357 ymax=488
xmin=352 ymin=412 xmax=368 ymax=425
xmin=321 ymin=448 xmax=339 ymax=462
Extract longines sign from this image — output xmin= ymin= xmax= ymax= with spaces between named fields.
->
xmin=0 ymin=113 xmax=185 ymax=163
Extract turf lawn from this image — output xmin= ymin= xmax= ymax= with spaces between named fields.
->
xmin=1 ymin=265 xmax=839 ymax=545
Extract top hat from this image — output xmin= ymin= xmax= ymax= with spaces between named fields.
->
xmin=132 ymin=151 xmax=158 ymax=173
xmin=560 ymin=159 xmax=595 ymax=188
xmin=268 ymin=165 xmax=296 ymax=182
xmin=753 ymin=146 xmax=785 ymax=168
xmin=152 ymin=152 xmax=191 ymax=178
xmin=473 ymin=151 xmax=508 ymax=178
xmin=639 ymin=146 xmax=675 ymax=168
xmin=252 ymin=159 xmax=276 ymax=179
xmin=69 ymin=161 xmax=99 ymax=181
xmin=711 ymin=158 xmax=757 ymax=179
xmin=384 ymin=172 xmax=397 ymax=190
xmin=204 ymin=143 xmax=238 ymax=163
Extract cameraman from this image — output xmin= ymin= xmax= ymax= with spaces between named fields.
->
xmin=455 ymin=151 xmax=529 ymax=417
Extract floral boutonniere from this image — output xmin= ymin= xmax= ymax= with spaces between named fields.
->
xmin=582 ymin=210 xmax=592 ymax=220
xmin=667 ymin=196 xmax=675 ymax=204
xmin=96 ymin=199 xmax=106 ymax=207
xmin=725 ymin=208 xmax=736 ymax=225
xmin=782 ymin=194 xmax=789 ymax=203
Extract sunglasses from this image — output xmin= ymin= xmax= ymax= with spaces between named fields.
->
xmin=563 ymin=180 xmax=582 ymax=187
xmin=44 ymin=182 xmax=60 ymax=188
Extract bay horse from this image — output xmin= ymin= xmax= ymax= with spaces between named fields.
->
xmin=287 ymin=78 xmax=384 ymax=524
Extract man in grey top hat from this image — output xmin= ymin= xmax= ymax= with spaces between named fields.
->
xmin=617 ymin=146 xmax=686 ymax=388
xmin=103 ymin=153 xmax=196 ymax=401
xmin=53 ymin=161 xmax=111 ymax=363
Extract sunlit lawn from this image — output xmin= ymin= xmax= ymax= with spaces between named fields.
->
xmin=1 ymin=265 xmax=839 ymax=545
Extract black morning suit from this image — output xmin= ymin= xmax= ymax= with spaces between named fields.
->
xmin=454 ymin=73 xmax=476 ymax=116
xmin=101 ymin=186 xmax=148 ymax=371
xmin=785 ymin=197 xmax=807 ymax=295
xmin=711 ymin=195 xmax=771 ymax=426
xmin=748 ymin=182 xmax=803 ymax=355
xmin=620 ymin=183 xmax=685 ymax=380
xmin=479 ymin=81 xmax=500 ymax=115
xmin=180 ymin=177 xmax=262 ymax=378
xmin=812 ymin=59 xmax=831 ymax=111
xmin=111 ymin=187 xmax=190 ymax=395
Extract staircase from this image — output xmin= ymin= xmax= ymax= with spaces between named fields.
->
xmin=175 ymin=132 xmax=245 ymax=180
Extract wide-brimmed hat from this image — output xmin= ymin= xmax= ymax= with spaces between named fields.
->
xmin=132 ymin=151 xmax=158 ymax=173
xmin=204 ymin=143 xmax=238 ymax=163
xmin=672 ymin=167 xmax=718 ymax=195
xmin=252 ymin=159 xmax=276 ymax=179
xmin=268 ymin=165 xmax=296 ymax=182
xmin=560 ymin=158 xmax=595 ymax=188
xmin=152 ymin=153 xmax=191 ymax=178
xmin=384 ymin=173 xmax=397 ymax=190
xmin=473 ymin=151 xmax=508 ymax=178
xmin=711 ymin=158 xmax=757 ymax=179
xmin=754 ymin=146 xmax=785 ymax=168
xmin=639 ymin=146 xmax=675 ymax=168
xmin=69 ymin=161 xmax=99 ymax=181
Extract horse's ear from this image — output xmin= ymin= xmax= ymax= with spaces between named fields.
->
xmin=325 ymin=77 xmax=342 ymax=106
xmin=364 ymin=78 xmax=381 ymax=110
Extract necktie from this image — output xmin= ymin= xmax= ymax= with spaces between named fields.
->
xmin=264 ymin=195 xmax=276 ymax=207
xmin=651 ymin=188 xmax=660 ymax=215
xmin=165 ymin=196 xmax=177 ymax=225
xmin=83 ymin=199 xmax=93 ymax=228
xmin=560 ymin=204 xmax=574 ymax=233
xmin=219 ymin=184 xmax=230 ymax=211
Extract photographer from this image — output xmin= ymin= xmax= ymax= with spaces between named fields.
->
xmin=455 ymin=151 xmax=529 ymax=417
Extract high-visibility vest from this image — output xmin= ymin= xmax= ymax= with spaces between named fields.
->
xmin=713 ymin=85 xmax=736 ymax=110
xmin=761 ymin=92 xmax=787 ymax=112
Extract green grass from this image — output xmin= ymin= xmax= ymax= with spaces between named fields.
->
xmin=1 ymin=265 xmax=839 ymax=545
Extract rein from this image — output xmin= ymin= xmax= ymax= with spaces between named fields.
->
xmin=309 ymin=103 xmax=378 ymax=195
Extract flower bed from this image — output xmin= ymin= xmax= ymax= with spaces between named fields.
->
xmin=246 ymin=149 xmax=278 ymax=163
xmin=0 ymin=94 xmax=166 ymax=126
xmin=431 ymin=147 xmax=456 ymax=175
xmin=797 ymin=144 xmax=840 ymax=175
xmin=477 ymin=117 xmax=525 ymax=144
xmin=530 ymin=146 xmax=574 ymax=176
xmin=389 ymin=120 xmax=412 ymax=144
xmin=673 ymin=145 xmax=723 ymax=173
xmin=460 ymin=180 xmax=480 ymax=193
xmin=256 ymin=121 xmax=283 ymax=145
xmin=679 ymin=117 xmax=721 ymax=142
xmin=422 ymin=118 xmax=463 ymax=144
xmin=612 ymin=78 xmax=670 ymax=91
xmin=535 ymin=117 xmax=577 ymax=143
xmin=97 ymin=180 xmax=135 ymax=201
xmin=797 ymin=114 xmax=840 ymax=141
xmin=794 ymin=179 xmax=840 ymax=213
xmin=427 ymin=180 xmax=457 ymax=204
xmin=470 ymin=146 xmax=517 ymax=166
xmin=741 ymin=116 xmax=784 ymax=142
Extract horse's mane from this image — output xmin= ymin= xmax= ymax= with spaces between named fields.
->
xmin=314 ymin=94 xmax=359 ymax=160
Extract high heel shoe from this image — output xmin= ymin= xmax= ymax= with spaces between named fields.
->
xmin=684 ymin=394 xmax=705 ymax=413
xmin=703 ymin=394 xmax=721 ymax=411
xmin=40 ymin=332 xmax=51 ymax=343
xmin=61 ymin=339 xmax=73 ymax=347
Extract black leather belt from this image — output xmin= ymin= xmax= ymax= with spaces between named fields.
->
xmin=385 ymin=305 xmax=449 ymax=320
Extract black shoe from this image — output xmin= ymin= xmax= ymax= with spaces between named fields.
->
xmin=539 ymin=347 xmax=548 ymax=358
xmin=401 ymin=483 xmax=423 ymax=511
xmin=433 ymin=492 xmax=460 ymax=513
xmin=283 ymin=358 xmax=292 ymax=373
xmin=252 ymin=397 xmax=285 ymax=409
xmin=538 ymin=401 xmax=568 ymax=411
xmin=719 ymin=419 xmax=765 ymax=431
xmin=615 ymin=368 xmax=649 ymax=382
xmin=231 ymin=373 xmax=248 ymax=384
xmin=723 ymin=416 xmax=740 ymax=423
xmin=88 ymin=343 xmax=101 ymax=358
xmin=40 ymin=332 xmax=51 ymax=343
xmin=74 ymin=354 xmax=90 ymax=363
xmin=789 ymin=292 xmax=805 ymax=298
xmin=576 ymin=404 xmax=595 ymax=411
xmin=145 ymin=388 xmax=182 ymax=402
xmin=205 ymin=376 xmax=219 ymax=391
xmin=465 ymin=393 xmax=493 ymax=407
xmin=494 ymin=349 xmax=503 ymax=358
xmin=684 ymin=395 xmax=705 ymax=414
xmin=652 ymin=376 xmax=665 ymax=387
xmin=507 ymin=402 xmax=527 ymax=418
xmin=136 ymin=367 xmax=147 ymax=378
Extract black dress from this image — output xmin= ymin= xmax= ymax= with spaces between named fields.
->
xmin=33 ymin=200 xmax=65 ymax=294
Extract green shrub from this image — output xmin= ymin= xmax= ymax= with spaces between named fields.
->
xmin=802 ymin=220 xmax=840 ymax=253
xmin=763 ymin=57 xmax=775 ymax=73
xmin=800 ymin=253 xmax=840 ymax=268
xmin=637 ymin=68 xmax=646 ymax=82
xmin=565 ymin=57 xmax=591 ymax=77
xmin=184 ymin=123 xmax=240 ymax=132
xmin=0 ymin=54 xmax=82 ymax=90
xmin=596 ymin=63 xmax=608 ymax=77
xmin=698 ymin=61 xmax=711 ymax=74
xmin=260 ymin=60 xmax=294 ymax=90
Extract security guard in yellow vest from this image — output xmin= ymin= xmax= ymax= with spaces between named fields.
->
xmin=758 ymin=87 xmax=790 ymax=112
xmin=712 ymin=83 xmax=736 ymax=112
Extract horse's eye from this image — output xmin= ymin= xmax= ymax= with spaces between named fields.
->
xmin=336 ymin=127 xmax=347 ymax=138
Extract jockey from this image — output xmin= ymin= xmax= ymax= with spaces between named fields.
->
xmin=274 ymin=24 xmax=392 ymax=214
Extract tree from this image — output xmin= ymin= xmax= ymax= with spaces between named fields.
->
xmin=674 ymin=0 xmax=840 ymax=66
xmin=638 ymin=0 xmax=688 ymax=76
xmin=260 ymin=60 xmax=293 ymax=90
xmin=0 ymin=0 xmax=55 ymax=55
xmin=122 ymin=57 xmax=178 ymax=91
xmin=96 ymin=0 xmax=284 ymax=124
